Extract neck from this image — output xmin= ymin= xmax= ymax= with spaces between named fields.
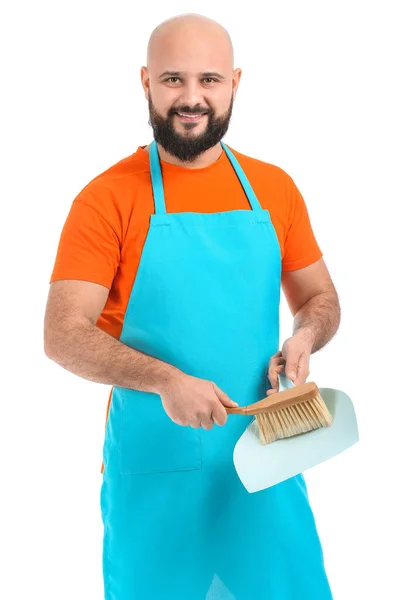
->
xmin=144 ymin=142 xmax=223 ymax=169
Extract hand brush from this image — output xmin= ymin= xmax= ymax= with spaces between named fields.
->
xmin=226 ymin=381 xmax=333 ymax=444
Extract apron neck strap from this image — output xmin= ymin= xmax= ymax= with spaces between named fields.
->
xmin=149 ymin=140 xmax=166 ymax=215
xmin=149 ymin=140 xmax=263 ymax=215
xmin=220 ymin=142 xmax=262 ymax=212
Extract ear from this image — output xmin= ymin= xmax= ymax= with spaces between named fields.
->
xmin=140 ymin=66 xmax=150 ymax=101
xmin=232 ymin=68 xmax=242 ymax=101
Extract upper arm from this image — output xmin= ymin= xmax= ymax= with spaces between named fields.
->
xmin=279 ymin=172 xmax=337 ymax=314
xmin=281 ymin=177 xmax=322 ymax=272
xmin=45 ymin=181 xmax=122 ymax=354
xmin=44 ymin=279 xmax=109 ymax=352
xmin=281 ymin=257 xmax=337 ymax=316
xmin=44 ymin=280 xmax=110 ymax=355
xmin=49 ymin=193 xmax=121 ymax=289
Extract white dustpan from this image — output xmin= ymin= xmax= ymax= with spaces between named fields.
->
xmin=233 ymin=373 xmax=359 ymax=493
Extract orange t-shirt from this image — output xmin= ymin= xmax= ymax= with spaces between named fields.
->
xmin=50 ymin=143 xmax=322 ymax=471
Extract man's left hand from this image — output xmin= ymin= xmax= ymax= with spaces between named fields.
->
xmin=266 ymin=329 xmax=315 ymax=395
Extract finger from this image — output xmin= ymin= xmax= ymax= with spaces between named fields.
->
xmin=295 ymin=352 xmax=310 ymax=385
xmin=267 ymin=370 xmax=279 ymax=391
xmin=268 ymin=362 xmax=285 ymax=379
xmin=172 ymin=417 xmax=186 ymax=426
xmin=268 ymin=355 xmax=285 ymax=369
xmin=189 ymin=415 xmax=208 ymax=428
xmin=267 ymin=363 xmax=284 ymax=391
xmin=200 ymin=416 xmax=215 ymax=430
xmin=283 ymin=354 xmax=299 ymax=383
xmin=211 ymin=403 xmax=228 ymax=427
xmin=212 ymin=383 xmax=238 ymax=408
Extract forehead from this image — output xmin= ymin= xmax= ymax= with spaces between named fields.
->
xmin=149 ymin=30 xmax=233 ymax=74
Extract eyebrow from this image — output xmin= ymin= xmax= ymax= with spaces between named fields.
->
xmin=158 ymin=71 xmax=226 ymax=80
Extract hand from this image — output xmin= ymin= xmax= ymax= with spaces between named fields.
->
xmin=158 ymin=372 xmax=239 ymax=430
xmin=266 ymin=330 xmax=314 ymax=395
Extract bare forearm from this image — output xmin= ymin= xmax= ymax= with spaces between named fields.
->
xmin=293 ymin=290 xmax=341 ymax=353
xmin=44 ymin=318 xmax=181 ymax=394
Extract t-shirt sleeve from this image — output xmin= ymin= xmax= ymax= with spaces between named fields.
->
xmin=281 ymin=177 xmax=323 ymax=272
xmin=49 ymin=182 xmax=122 ymax=289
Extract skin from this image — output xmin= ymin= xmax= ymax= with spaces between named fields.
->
xmin=266 ymin=259 xmax=340 ymax=395
xmin=140 ymin=14 xmax=241 ymax=168
xmin=44 ymin=14 xmax=340 ymax=429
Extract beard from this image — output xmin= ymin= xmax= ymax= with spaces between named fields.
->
xmin=147 ymin=91 xmax=234 ymax=163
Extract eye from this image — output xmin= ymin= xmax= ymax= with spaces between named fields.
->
xmin=203 ymin=78 xmax=218 ymax=83
xmin=166 ymin=77 xmax=180 ymax=83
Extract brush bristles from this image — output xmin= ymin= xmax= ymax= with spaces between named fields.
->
xmin=256 ymin=392 xmax=333 ymax=445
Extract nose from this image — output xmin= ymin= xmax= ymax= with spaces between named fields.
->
xmin=176 ymin=79 xmax=207 ymax=112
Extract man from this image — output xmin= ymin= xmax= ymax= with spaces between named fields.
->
xmin=44 ymin=12 xmax=340 ymax=600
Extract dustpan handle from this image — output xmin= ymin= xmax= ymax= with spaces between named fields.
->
xmin=278 ymin=371 xmax=295 ymax=391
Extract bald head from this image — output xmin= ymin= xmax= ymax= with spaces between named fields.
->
xmin=141 ymin=14 xmax=241 ymax=163
xmin=146 ymin=14 xmax=234 ymax=70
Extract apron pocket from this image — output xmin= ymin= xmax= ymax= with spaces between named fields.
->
xmin=117 ymin=388 xmax=202 ymax=475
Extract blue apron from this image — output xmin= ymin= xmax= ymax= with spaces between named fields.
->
xmin=100 ymin=140 xmax=333 ymax=599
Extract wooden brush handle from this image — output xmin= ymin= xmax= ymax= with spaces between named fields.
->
xmin=226 ymin=382 xmax=319 ymax=415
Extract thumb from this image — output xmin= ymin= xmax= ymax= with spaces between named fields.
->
xmin=212 ymin=383 xmax=238 ymax=407
xmin=284 ymin=361 xmax=298 ymax=383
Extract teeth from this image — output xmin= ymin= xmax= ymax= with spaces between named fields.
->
xmin=178 ymin=113 xmax=202 ymax=118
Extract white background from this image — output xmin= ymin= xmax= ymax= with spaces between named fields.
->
xmin=1 ymin=1 xmax=399 ymax=599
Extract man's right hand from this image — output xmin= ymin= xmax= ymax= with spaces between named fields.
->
xmin=158 ymin=372 xmax=239 ymax=430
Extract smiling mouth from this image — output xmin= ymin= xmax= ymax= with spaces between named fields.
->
xmin=175 ymin=112 xmax=208 ymax=122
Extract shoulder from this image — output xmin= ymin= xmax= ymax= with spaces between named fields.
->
xmin=226 ymin=145 xmax=295 ymax=190
xmin=225 ymin=146 xmax=296 ymax=210
xmin=78 ymin=148 xmax=148 ymax=198
xmin=71 ymin=148 xmax=150 ymax=221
